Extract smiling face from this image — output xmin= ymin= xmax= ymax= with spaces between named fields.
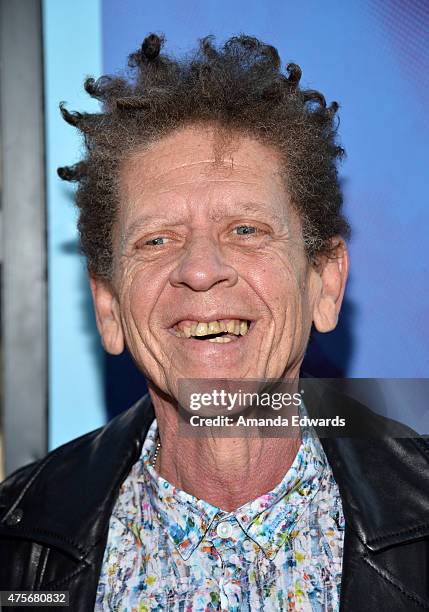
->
xmin=90 ymin=124 xmax=348 ymax=400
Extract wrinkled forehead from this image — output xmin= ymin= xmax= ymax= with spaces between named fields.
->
xmin=118 ymin=124 xmax=287 ymax=203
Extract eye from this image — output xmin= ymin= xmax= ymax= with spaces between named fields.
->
xmin=144 ymin=236 xmax=167 ymax=246
xmin=234 ymin=225 xmax=258 ymax=236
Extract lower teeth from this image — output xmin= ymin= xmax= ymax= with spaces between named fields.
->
xmin=207 ymin=334 xmax=236 ymax=343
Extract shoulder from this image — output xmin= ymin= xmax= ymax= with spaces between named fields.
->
xmin=0 ymin=395 xmax=155 ymax=523
xmin=0 ymin=395 xmax=154 ymax=563
xmin=301 ymin=376 xmax=424 ymax=438
xmin=0 ymin=426 xmax=99 ymax=501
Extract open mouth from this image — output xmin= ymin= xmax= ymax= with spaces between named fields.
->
xmin=170 ymin=319 xmax=252 ymax=343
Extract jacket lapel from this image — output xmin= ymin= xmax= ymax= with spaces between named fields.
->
xmin=0 ymin=395 xmax=155 ymax=561
xmin=305 ymin=381 xmax=429 ymax=549
xmin=305 ymin=381 xmax=429 ymax=609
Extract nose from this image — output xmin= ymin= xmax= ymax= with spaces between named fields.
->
xmin=169 ymin=234 xmax=238 ymax=291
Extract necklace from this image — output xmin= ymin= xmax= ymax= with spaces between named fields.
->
xmin=151 ymin=435 xmax=161 ymax=467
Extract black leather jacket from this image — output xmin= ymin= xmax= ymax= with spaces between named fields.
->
xmin=1 ymin=390 xmax=429 ymax=611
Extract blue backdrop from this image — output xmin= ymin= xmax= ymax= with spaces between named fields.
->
xmin=45 ymin=0 xmax=429 ymax=448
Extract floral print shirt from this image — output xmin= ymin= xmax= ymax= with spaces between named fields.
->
xmin=95 ymin=420 xmax=344 ymax=611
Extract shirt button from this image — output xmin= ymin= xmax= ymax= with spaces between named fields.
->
xmin=216 ymin=521 xmax=233 ymax=539
xmin=242 ymin=539 xmax=253 ymax=552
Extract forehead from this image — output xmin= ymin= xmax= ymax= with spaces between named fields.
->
xmin=118 ymin=124 xmax=290 ymax=222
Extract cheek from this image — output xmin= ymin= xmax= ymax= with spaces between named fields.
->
xmin=124 ymin=263 xmax=174 ymax=337
xmin=128 ymin=275 xmax=147 ymax=319
xmin=121 ymin=267 xmax=157 ymax=332
xmin=251 ymin=254 xmax=307 ymax=318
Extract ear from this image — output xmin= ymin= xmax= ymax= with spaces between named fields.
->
xmin=312 ymin=238 xmax=349 ymax=333
xmin=89 ymin=273 xmax=124 ymax=355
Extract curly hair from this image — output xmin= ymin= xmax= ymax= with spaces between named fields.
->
xmin=58 ymin=33 xmax=350 ymax=280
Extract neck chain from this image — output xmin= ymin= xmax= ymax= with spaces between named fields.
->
xmin=151 ymin=434 xmax=161 ymax=468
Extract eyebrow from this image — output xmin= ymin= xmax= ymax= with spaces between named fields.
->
xmin=120 ymin=215 xmax=175 ymax=251
xmin=208 ymin=201 xmax=285 ymax=222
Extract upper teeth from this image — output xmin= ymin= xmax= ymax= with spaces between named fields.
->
xmin=174 ymin=319 xmax=249 ymax=338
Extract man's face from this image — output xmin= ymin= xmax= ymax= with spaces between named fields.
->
xmin=92 ymin=125 xmax=347 ymax=399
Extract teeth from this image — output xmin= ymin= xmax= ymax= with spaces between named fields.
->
xmin=174 ymin=318 xmax=250 ymax=339
xmin=226 ymin=321 xmax=235 ymax=334
xmin=208 ymin=321 xmax=221 ymax=334
xmin=240 ymin=321 xmax=248 ymax=335
xmin=195 ymin=322 xmax=208 ymax=336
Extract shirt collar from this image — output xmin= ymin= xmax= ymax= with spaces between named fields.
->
xmin=139 ymin=420 xmax=219 ymax=559
xmin=235 ymin=431 xmax=327 ymax=558
xmin=139 ymin=419 xmax=327 ymax=560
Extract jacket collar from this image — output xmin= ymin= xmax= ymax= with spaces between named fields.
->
xmin=2 ymin=388 xmax=429 ymax=560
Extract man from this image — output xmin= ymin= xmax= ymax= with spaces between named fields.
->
xmin=1 ymin=34 xmax=428 ymax=611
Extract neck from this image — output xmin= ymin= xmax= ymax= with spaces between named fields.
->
xmin=148 ymin=383 xmax=301 ymax=511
